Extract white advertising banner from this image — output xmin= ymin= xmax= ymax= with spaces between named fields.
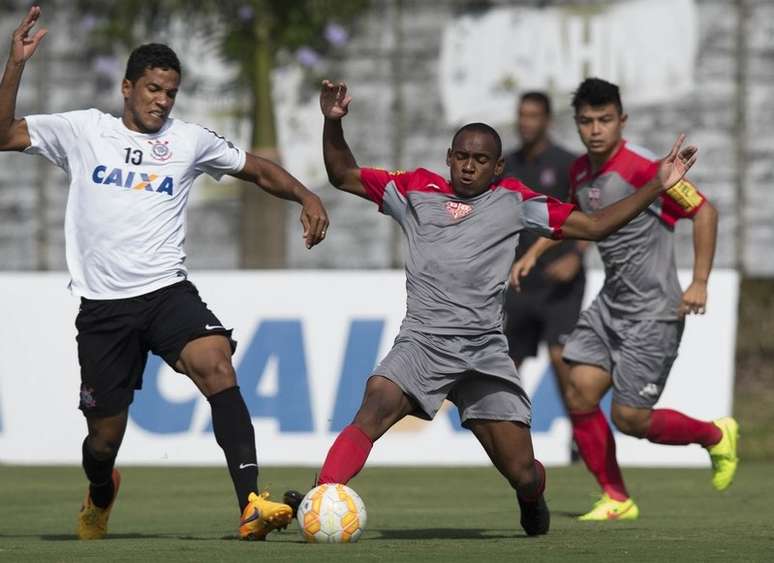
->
xmin=438 ymin=0 xmax=698 ymax=125
xmin=0 ymin=270 xmax=736 ymax=466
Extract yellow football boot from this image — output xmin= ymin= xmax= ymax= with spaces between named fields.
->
xmin=77 ymin=469 xmax=121 ymax=540
xmin=239 ymin=491 xmax=293 ymax=541
xmin=578 ymin=493 xmax=639 ymax=521
xmin=707 ymin=416 xmax=739 ymax=491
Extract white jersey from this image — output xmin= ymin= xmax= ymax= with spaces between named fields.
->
xmin=24 ymin=109 xmax=246 ymax=299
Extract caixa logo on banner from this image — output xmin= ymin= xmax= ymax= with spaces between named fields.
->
xmin=129 ymin=319 xmax=579 ymax=435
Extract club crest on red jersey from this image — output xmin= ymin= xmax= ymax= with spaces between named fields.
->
xmin=445 ymin=201 xmax=473 ymax=219
xmin=148 ymin=139 xmax=172 ymax=161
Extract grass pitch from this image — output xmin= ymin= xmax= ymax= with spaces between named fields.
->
xmin=0 ymin=462 xmax=771 ymax=562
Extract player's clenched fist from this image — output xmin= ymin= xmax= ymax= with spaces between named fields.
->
xmin=320 ymin=80 xmax=352 ymax=120
xmin=680 ymin=280 xmax=708 ymax=316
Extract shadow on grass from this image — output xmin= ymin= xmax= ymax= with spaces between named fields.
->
xmin=374 ymin=528 xmax=524 ymax=540
xmin=27 ymin=533 xmax=234 ymax=541
xmin=553 ymin=511 xmax=646 ymax=532
xmin=555 ymin=510 xmax=584 ymax=519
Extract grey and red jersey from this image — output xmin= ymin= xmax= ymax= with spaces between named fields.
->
xmin=570 ymin=141 xmax=706 ymax=320
xmin=360 ymin=167 xmax=575 ymax=335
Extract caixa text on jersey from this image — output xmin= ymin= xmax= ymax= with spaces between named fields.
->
xmin=91 ymin=164 xmax=174 ymax=196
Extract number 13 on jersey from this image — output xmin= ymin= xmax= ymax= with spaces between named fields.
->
xmin=124 ymin=147 xmax=143 ymax=165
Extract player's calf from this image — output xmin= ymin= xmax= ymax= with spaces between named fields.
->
xmin=497 ymin=454 xmax=550 ymax=536
xmin=516 ymin=460 xmax=549 ymax=536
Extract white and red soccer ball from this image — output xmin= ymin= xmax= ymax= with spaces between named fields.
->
xmin=297 ymin=484 xmax=367 ymax=543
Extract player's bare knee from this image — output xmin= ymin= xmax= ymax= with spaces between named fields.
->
xmin=564 ymin=382 xmax=594 ymax=412
xmin=563 ymin=387 xmax=581 ymax=410
xmin=506 ymin=458 xmax=538 ymax=490
xmin=364 ymin=375 xmax=398 ymax=397
xmin=87 ymin=434 xmax=120 ymax=460
xmin=353 ymin=399 xmax=397 ymax=438
xmin=357 ymin=376 xmax=407 ymax=425
xmin=191 ymin=350 xmax=236 ymax=395
xmin=611 ymin=408 xmax=649 ymax=438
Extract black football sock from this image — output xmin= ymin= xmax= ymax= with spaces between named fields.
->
xmin=82 ymin=437 xmax=116 ymax=509
xmin=208 ymin=385 xmax=258 ymax=512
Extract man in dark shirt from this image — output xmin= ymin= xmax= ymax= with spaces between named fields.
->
xmin=502 ymin=92 xmax=585 ymax=401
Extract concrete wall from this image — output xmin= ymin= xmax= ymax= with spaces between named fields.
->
xmin=0 ymin=0 xmax=771 ymax=274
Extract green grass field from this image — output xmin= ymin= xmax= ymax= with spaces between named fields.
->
xmin=0 ymin=463 xmax=772 ymax=562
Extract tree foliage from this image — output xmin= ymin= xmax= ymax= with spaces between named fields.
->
xmin=74 ymin=0 xmax=367 ymax=101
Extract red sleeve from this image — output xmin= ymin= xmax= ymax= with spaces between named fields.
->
xmin=499 ymin=178 xmax=576 ymax=239
xmin=359 ymin=168 xmax=414 ymax=210
xmin=546 ymin=198 xmax=576 ymax=238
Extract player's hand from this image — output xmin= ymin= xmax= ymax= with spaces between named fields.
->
xmin=509 ymin=255 xmax=537 ymax=292
xmin=320 ymin=80 xmax=352 ymax=120
xmin=544 ymin=252 xmax=582 ymax=284
xmin=657 ymin=133 xmax=698 ymax=191
xmin=9 ymin=5 xmax=47 ymax=66
xmin=679 ymin=280 xmax=708 ymax=317
xmin=299 ymin=193 xmax=329 ymax=249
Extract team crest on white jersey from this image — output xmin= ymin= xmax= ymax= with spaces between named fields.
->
xmin=148 ymin=139 xmax=172 ymax=161
xmin=445 ymin=201 xmax=473 ymax=219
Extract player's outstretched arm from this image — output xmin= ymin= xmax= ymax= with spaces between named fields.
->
xmin=0 ymin=5 xmax=47 ymax=152
xmin=561 ymin=134 xmax=698 ymax=241
xmin=320 ymin=80 xmax=369 ymax=199
xmin=234 ymin=153 xmax=329 ymax=249
xmin=681 ymin=200 xmax=718 ymax=315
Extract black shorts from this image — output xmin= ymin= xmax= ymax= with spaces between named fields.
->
xmin=503 ymin=276 xmax=585 ymax=363
xmin=75 ymin=280 xmax=236 ymax=418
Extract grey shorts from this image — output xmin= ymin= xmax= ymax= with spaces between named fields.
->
xmin=562 ymin=301 xmax=685 ymax=408
xmin=373 ymin=328 xmax=532 ymax=426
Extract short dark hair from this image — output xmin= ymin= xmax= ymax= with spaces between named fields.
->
xmin=571 ymin=78 xmax=623 ymax=114
xmin=451 ymin=122 xmax=502 ymax=158
xmin=124 ymin=43 xmax=181 ymax=83
xmin=520 ymin=91 xmax=551 ymax=115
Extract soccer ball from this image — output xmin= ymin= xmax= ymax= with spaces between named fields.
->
xmin=297 ymin=484 xmax=367 ymax=543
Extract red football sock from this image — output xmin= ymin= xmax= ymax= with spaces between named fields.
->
xmin=646 ymin=409 xmax=721 ymax=447
xmin=318 ymin=424 xmax=374 ymax=485
xmin=570 ymin=408 xmax=629 ymax=501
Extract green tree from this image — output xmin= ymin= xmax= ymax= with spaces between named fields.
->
xmin=75 ymin=0 xmax=368 ymax=267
